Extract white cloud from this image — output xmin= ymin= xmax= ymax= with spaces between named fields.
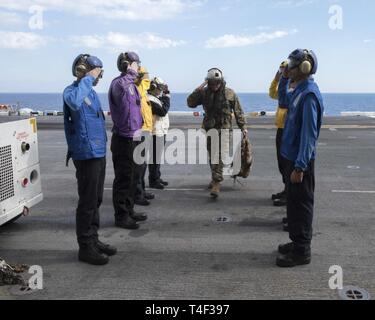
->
xmin=0 ymin=11 xmax=24 ymax=26
xmin=271 ymin=0 xmax=316 ymax=8
xmin=205 ymin=30 xmax=298 ymax=49
xmin=364 ymin=39 xmax=373 ymax=44
xmin=0 ymin=31 xmax=47 ymax=49
xmin=71 ymin=32 xmax=187 ymax=50
xmin=0 ymin=0 xmax=202 ymax=21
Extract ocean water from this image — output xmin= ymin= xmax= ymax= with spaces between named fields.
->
xmin=1 ymin=92 xmax=375 ymax=116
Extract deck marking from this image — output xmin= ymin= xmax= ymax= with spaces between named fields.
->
xmin=332 ymin=190 xmax=375 ymax=194
xmin=347 ymin=166 xmax=360 ymax=169
xmin=164 ymin=188 xmax=206 ymax=191
xmin=105 ymin=188 xmax=205 ymax=191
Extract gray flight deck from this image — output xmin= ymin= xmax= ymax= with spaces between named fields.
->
xmin=0 ymin=115 xmax=374 ymax=300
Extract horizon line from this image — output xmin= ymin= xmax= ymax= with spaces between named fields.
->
xmin=1 ymin=92 xmax=375 ymax=95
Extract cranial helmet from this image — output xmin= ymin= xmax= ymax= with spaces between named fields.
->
xmin=206 ymin=68 xmax=224 ymax=81
xmin=72 ymin=54 xmax=103 ymax=77
xmin=287 ymin=49 xmax=318 ymax=75
xmin=150 ymin=77 xmax=166 ymax=91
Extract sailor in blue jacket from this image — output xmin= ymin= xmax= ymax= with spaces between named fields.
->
xmin=276 ymin=49 xmax=324 ymax=268
xmin=63 ymin=54 xmax=117 ymax=266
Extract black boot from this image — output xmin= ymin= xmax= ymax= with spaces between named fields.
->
xmin=115 ymin=215 xmax=140 ymax=230
xmin=278 ymin=242 xmax=294 ymax=255
xmin=135 ymin=198 xmax=151 ymax=206
xmin=78 ymin=245 xmax=109 ymax=265
xmin=159 ymin=179 xmax=169 ymax=186
xmin=149 ymin=182 xmax=164 ymax=190
xmin=272 ymin=190 xmax=286 ymax=200
xmin=130 ymin=211 xmax=148 ymax=222
xmin=276 ymin=252 xmax=311 ymax=268
xmin=95 ymin=240 xmax=117 ymax=256
xmin=145 ymin=192 xmax=155 ymax=200
xmin=273 ymin=196 xmax=287 ymax=207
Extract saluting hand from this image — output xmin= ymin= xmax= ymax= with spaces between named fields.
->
xmin=197 ymin=81 xmax=208 ymax=91
xmin=282 ymin=65 xmax=290 ymax=79
xmin=87 ymin=67 xmax=102 ymax=80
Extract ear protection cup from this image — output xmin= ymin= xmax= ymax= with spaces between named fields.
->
xmin=288 ymin=49 xmax=318 ymax=75
xmin=117 ymin=52 xmax=130 ymax=73
xmin=300 ymin=60 xmax=312 ymax=75
xmin=72 ymin=54 xmax=90 ymax=77
xmin=299 ymin=49 xmax=315 ymax=74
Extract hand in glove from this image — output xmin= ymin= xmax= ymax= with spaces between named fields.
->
xmin=163 ymin=84 xmax=170 ymax=95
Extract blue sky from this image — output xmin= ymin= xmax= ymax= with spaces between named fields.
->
xmin=0 ymin=0 xmax=374 ymax=93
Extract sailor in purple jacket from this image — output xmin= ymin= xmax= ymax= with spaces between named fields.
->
xmin=109 ymin=52 xmax=148 ymax=230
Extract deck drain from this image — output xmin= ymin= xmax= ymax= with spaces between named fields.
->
xmin=338 ymin=286 xmax=371 ymax=301
xmin=213 ymin=216 xmax=231 ymax=223
xmin=9 ymin=285 xmax=38 ymax=296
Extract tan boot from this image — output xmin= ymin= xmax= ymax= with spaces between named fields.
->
xmin=210 ymin=182 xmax=221 ymax=199
xmin=208 ymin=180 xmax=214 ymax=189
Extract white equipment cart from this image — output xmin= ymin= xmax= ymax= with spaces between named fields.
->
xmin=0 ymin=118 xmax=43 ymax=226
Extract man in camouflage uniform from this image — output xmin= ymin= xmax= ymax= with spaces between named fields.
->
xmin=187 ymin=68 xmax=247 ymax=198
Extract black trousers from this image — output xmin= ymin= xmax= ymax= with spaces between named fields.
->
xmin=285 ymin=159 xmax=315 ymax=256
xmin=136 ymin=162 xmax=147 ymax=200
xmin=276 ymin=128 xmax=287 ymax=186
xmin=73 ymin=157 xmax=106 ymax=248
xmin=148 ymin=135 xmax=165 ymax=184
xmin=111 ymin=134 xmax=140 ymax=221
xmin=136 ymin=134 xmax=150 ymax=200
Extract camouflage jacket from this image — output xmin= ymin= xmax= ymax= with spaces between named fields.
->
xmin=187 ymin=87 xmax=247 ymax=131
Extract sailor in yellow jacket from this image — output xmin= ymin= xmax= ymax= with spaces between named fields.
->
xmin=137 ymin=67 xmax=153 ymax=133
xmin=135 ymin=67 xmax=155 ymax=206
xmin=269 ymin=61 xmax=296 ymax=208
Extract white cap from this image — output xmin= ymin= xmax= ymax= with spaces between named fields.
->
xmin=153 ymin=77 xmax=166 ymax=89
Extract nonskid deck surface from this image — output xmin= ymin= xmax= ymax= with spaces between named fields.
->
xmin=0 ymin=116 xmax=374 ymax=300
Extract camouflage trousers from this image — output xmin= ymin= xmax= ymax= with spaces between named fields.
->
xmin=206 ymin=131 xmax=232 ymax=183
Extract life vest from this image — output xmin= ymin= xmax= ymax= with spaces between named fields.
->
xmin=63 ymin=81 xmax=107 ymax=164
xmin=281 ymin=78 xmax=324 ymax=164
